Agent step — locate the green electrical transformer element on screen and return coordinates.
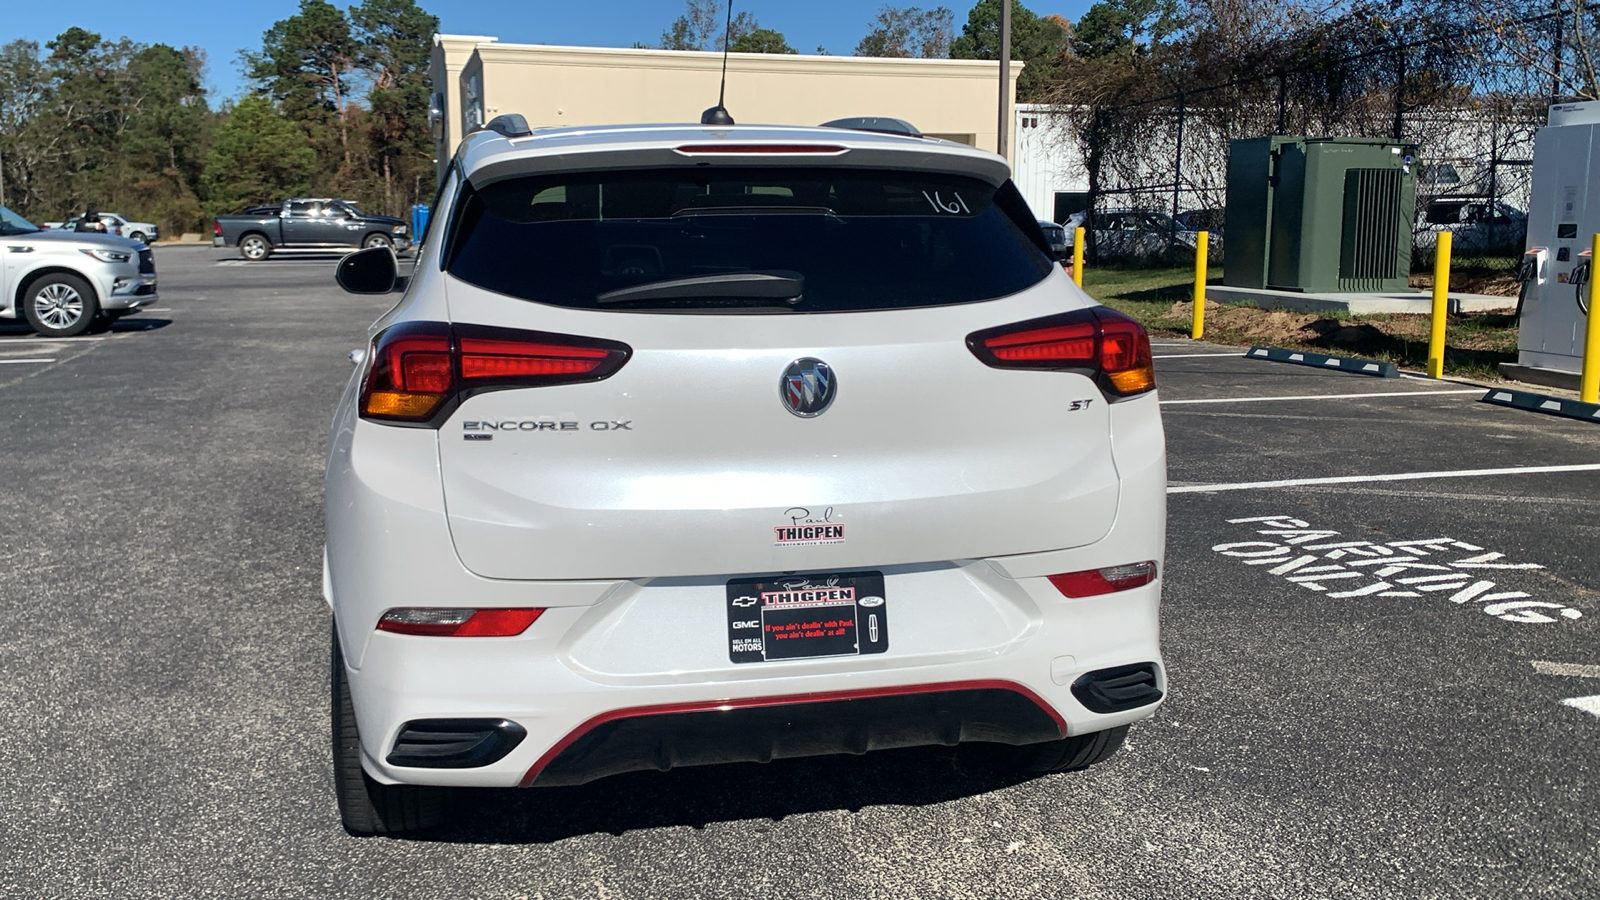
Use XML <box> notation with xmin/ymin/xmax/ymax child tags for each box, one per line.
<box><xmin>1224</xmin><ymin>136</ymin><xmax>1419</xmax><ymax>293</ymax></box>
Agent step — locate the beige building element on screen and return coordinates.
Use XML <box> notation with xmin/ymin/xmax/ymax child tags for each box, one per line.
<box><xmin>429</xmin><ymin>35</ymin><xmax>1021</xmax><ymax>184</ymax></box>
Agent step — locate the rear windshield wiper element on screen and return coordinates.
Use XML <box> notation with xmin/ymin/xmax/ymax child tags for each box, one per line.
<box><xmin>595</xmin><ymin>270</ymin><xmax>805</xmax><ymax>306</ymax></box>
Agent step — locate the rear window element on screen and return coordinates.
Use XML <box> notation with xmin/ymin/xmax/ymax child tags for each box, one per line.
<box><xmin>445</xmin><ymin>167</ymin><xmax>1053</xmax><ymax>312</ymax></box>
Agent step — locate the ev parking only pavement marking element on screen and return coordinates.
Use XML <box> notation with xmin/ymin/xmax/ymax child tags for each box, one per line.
<box><xmin>1211</xmin><ymin>514</ymin><xmax>1583</xmax><ymax>624</ymax></box>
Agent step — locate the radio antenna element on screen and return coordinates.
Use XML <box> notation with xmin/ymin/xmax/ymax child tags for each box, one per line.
<box><xmin>701</xmin><ymin>0</ymin><xmax>736</xmax><ymax>125</ymax></box>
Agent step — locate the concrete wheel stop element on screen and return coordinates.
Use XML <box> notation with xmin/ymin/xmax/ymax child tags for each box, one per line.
<box><xmin>1246</xmin><ymin>346</ymin><xmax>1399</xmax><ymax>378</ymax></box>
<box><xmin>1480</xmin><ymin>388</ymin><xmax>1600</xmax><ymax>423</ymax></box>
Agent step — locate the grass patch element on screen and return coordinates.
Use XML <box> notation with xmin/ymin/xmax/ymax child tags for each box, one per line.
<box><xmin>1079</xmin><ymin>264</ymin><xmax>1516</xmax><ymax>380</ymax></box>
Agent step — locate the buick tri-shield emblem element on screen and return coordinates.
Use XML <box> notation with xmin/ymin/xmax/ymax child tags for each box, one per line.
<box><xmin>781</xmin><ymin>358</ymin><xmax>836</xmax><ymax>418</ymax></box>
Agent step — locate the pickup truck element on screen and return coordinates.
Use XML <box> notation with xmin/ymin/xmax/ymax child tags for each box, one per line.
<box><xmin>212</xmin><ymin>198</ymin><xmax>410</xmax><ymax>261</ymax></box>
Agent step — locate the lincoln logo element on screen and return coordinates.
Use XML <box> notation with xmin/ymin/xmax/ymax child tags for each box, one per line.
<box><xmin>781</xmin><ymin>358</ymin><xmax>836</xmax><ymax>418</ymax></box>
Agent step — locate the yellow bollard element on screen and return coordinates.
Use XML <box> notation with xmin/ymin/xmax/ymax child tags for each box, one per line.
<box><xmin>1191</xmin><ymin>231</ymin><xmax>1209</xmax><ymax>340</ymax></box>
<box><xmin>1426</xmin><ymin>231</ymin><xmax>1452</xmax><ymax>379</ymax></box>
<box><xmin>1072</xmin><ymin>226</ymin><xmax>1085</xmax><ymax>287</ymax></box>
<box><xmin>1582</xmin><ymin>234</ymin><xmax>1600</xmax><ymax>403</ymax></box>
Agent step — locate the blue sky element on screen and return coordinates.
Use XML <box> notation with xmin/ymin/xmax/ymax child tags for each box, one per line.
<box><xmin>2</xmin><ymin>1</ymin><xmax>1091</xmax><ymax>101</ymax></box>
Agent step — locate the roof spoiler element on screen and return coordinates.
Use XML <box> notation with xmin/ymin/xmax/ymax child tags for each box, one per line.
<box><xmin>819</xmin><ymin>117</ymin><xmax>922</xmax><ymax>138</ymax></box>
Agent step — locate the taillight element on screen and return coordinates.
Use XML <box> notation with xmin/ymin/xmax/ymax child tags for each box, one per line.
<box><xmin>377</xmin><ymin>607</ymin><xmax>544</xmax><ymax>636</ymax></box>
<box><xmin>1048</xmin><ymin>562</ymin><xmax>1158</xmax><ymax>597</ymax></box>
<box><xmin>966</xmin><ymin>307</ymin><xmax>1156</xmax><ymax>399</ymax></box>
<box><xmin>359</xmin><ymin>322</ymin><xmax>632</xmax><ymax>426</ymax></box>
<box><xmin>212</xmin><ymin>221</ymin><xmax>221</xmax><ymax>236</ymax></box>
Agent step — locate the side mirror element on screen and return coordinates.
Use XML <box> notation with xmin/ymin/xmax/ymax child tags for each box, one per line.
<box><xmin>336</xmin><ymin>246</ymin><xmax>398</xmax><ymax>294</ymax></box>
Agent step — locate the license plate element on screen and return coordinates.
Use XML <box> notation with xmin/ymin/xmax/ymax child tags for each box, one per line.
<box><xmin>726</xmin><ymin>571</ymin><xmax>888</xmax><ymax>664</ymax></box>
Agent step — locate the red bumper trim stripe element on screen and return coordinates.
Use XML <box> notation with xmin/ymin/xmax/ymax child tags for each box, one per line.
<box><xmin>518</xmin><ymin>679</ymin><xmax>1065</xmax><ymax>787</ymax></box>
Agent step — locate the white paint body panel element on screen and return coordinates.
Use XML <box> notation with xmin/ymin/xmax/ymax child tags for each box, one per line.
<box><xmin>436</xmin><ymin>269</ymin><xmax>1119</xmax><ymax>581</ymax></box>
<box><xmin>324</xmin><ymin>123</ymin><xmax>1168</xmax><ymax>787</ymax></box>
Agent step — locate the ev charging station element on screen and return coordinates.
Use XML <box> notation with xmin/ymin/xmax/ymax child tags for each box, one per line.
<box><xmin>1515</xmin><ymin>101</ymin><xmax>1600</xmax><ymax>379</ymax></box>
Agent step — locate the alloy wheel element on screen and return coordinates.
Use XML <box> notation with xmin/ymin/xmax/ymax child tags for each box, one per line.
<box><xmin>33</xmin><ymin>283</ymin><xmax>84</xmax><ymax>330</ymax></box>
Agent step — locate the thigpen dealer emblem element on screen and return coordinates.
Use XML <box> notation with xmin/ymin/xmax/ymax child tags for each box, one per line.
<box><xmin>462</xmin><ymin>420</ymin><xmax>632</xmax><ymax>441</ymax></box>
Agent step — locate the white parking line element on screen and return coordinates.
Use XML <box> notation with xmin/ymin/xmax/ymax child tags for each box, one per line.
<box><xmin>0</xmin><ymin>336</ymin><xmax>107</xmax><ymax>343</ymax></box>
<box><xmin>1169</xmin><ymin>463</ymin><xmax>1600</xmax><ymax>494</ymax></box>
<box><xmin>1534</xmin><ymin>661</ymin><xmax>1600</xmax><ymax>678</ymax></box>
<box><xmin>1153</xmin><ymin>352</ymin><xmax>1245</xmax><ymax>359</ymax></box>
<box><xmin>0</xmin><ymin>358</ymin><xmax>56</xmax><ymax>365</ymax></box>
<box><xmin>1161</xmin><ymin>388</ymin><xmax>1482</xmax><ymax>405</ymax></box>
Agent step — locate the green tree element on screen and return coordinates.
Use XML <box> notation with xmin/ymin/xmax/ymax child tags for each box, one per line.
<box><xmin>853</xmin><ymin>6</ymin><xmax>954</xmax><ymax>59</ymax></box>
<box><xmin>949</xmin><ymin>0</ymin><xmax>1074</xmax><ymax>100</ymax></box>
<box><xmin>1073</xmin><ymin>0</ymin><xmax>1181</xmax><ymax>61</ymax></box>
<box><xmin>659</xmin><ymin>0</ymin><xmax>758</xmax><ymax>51</ymax></box>
<box><xmin>353</xmin><ymin>0</ymin><xmax>439</xmax><ymax>212</ymax></box>
<box><xmin>247</xmin><ymin>0</ymin><xmax>359</xmax><ymax>174</ymax></box>
<box><xmin>729</xmin><ymin>28</ymin><xmax>798</xmax><ymax>54</ymax></box>
<box><xmin>202</xmin><ymin>94</ymin><xmax>316</xmax><ymax>212</ymax></box>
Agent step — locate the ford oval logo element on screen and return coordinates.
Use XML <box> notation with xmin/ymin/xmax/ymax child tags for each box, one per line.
<box><xmin>781</xmin><ymin>358</ymin><xmax>836</xmax><ymax>418</ymax></box>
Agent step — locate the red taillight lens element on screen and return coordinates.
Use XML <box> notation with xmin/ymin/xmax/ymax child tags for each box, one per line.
<box><xmin>1095</xmin><ymin>311</ymin><xmax>1156</xmax><ymax>395</ymax></box>
<box><xmin>360</xmin><ymin>322</ymin><xmax>453</xmax><ymax>422</ymax></box>
<box><xmin>212</xmin><ymin>221</ymin><xmax>221</xmax><ymax>236</ymax></box>
<box><xmin>1048</xmin><ymin>562</ymin><xmax>1158</xmax><ymax>597</ymax></box>
<box><xmin>457</xmin><ymin>335</ymin><xmax>612</xmax><ymax>381</ymax></box>
<box><xmin>982</xmin><ymin>320</ymin><xmax>1097</xmax><ymax>365</ymax></box>
<box><xmin>377</xmin><ymin>607</ymin><xmax>544</xmax><ymax>636</ymax></box>
<box><xmin>966</xmin><ymin>307</ymin><xmax>1156</xmax><ymax>399</ymax></box>
<box><xmin>359</xmin><ymin>322</ymin><xmax>632</xmax><ymax>425</ymax></box>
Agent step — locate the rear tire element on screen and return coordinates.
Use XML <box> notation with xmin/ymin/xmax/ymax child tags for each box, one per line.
<box><xmin>331</xmin><ymin>624</ymin><xmax>455</xmax><ymax>835</ymax></box>
<box><xmin>239</xmin><ymin>234</ymin><xmax>272</xmax><ymax>261</ymax></box>
<box><xmin>1008</xmin><ymin>725</ymin><xmax>1129</xmax><ymax>774</ymax></box>
<box><xmin>21</xmin><ymin>273</ymin><xmax>99</xmax><ymax>337</ymax></box>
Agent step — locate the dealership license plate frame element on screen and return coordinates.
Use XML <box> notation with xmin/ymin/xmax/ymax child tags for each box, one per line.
<box><xmin>726</xmin><ymin>571</ymin><xmax>889</xmax><ymax>664</ymax></box>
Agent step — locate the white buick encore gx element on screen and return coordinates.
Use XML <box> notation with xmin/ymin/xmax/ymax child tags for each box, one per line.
<box><xmin>324</xmin><ymin>114</ymin><xmax>1167</xmax><ymax>834</ymax></box>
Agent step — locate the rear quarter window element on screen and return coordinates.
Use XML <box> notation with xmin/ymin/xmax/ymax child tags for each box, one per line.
<box><xmin>445</xmin><ymin>167</ymin><xmax>1053</xmax><ymax>312</ymax></box>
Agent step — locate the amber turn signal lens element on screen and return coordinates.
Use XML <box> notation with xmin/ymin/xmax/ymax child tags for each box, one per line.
<box><xmin>1106</xmin><ymin>366</ymin><xmax>1156</xmax><ymax>394</ymax></box>
<box><xmin>364</xmin><ymin>390</ymin><xmax>447</xmax><ymax>419</ymax></box>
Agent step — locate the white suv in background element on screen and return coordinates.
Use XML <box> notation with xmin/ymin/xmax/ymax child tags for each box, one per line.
<box><xmin>0</xmin><ymin>206</ymin><xmax>158</xmax><ymax>336</ymax></box>
<box><xmin>325</xmin><ymin>116</ymin><xmax>1168</xmax><ymax>834</ymax></box>
<box><xmin>43</xmin><ymin>212</ymin><xmax>160</xmax><ymax>244</ymax></box>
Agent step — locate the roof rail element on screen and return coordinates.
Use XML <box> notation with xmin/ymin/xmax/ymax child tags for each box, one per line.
<box><xmin>478</xmin><ymin>114</ymin><xmax>533</xmax><ymax>138</ymax></box>
<box><xmin>819</xmin><ymin>117</ymin><xmax>922</xmax><ymax>138</ymax></box>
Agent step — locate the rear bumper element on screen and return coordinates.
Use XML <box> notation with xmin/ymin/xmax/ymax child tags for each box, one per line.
<box><xmin>328</xmin><ymin>388</ymin><xmax>1168</xmax><ymax>790</ymax></box>
<box><xmin>341</xmin><ymin>568</ymin><xmax>1164</xmax><ymax>788</ymax></box>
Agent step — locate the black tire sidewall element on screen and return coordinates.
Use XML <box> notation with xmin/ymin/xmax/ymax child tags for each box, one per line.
<box><xmin>22</xmin><ymin>273</ymin><xmax>100</xmax><ymax>337</ymax></box>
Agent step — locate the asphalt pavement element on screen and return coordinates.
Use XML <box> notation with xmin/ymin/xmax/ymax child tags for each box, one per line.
<box><xmin>0</xmin><ymin>247</ymin><xmax>1594</xmax><ymax>898</ymax></box>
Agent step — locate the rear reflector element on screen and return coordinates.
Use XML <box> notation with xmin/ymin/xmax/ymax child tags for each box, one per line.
<box><xmin>966</xmin><ymin>307</ymin><xmax>1156</xmax><ymax>399</ymax></box>
<box><xmin>377</xmin><ymin>607</ymin><xmax>544</xmax><ymax>637</ymax></box>
<box><xmin>359</xmin><ymin>322</ymin><xmax>631</xmax><ymax>426</ymax></box>
<box><xmin>1048</xmin><ymin>562</ymin><xmax>1158</xmax><ymax>597</ymax></box>
<box><xmin>675</xmin><ymin>144</ymin><xmax>847</xmax><ymax>155</ymax></box>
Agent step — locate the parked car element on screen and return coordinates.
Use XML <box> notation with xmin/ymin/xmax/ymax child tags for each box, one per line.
<box><xmin>323</xmin><ymin>115</ymin><xmax>1167</xmax><ymax>834</ymax></box>
<box><xmin>213</xmin><ymin>198</ymin><xmax>411</xmax><ymax>260</ymax></box>
<box><xmin>1175</xmin><ymin>208</ymin><xmax>1224</xmax><ymax>236</ymax></box>
<box><xmin>1037</xmin><ymin>219</ymin><xmax>1069</xmax><ymax>260</ymax></box>
<box><xmin>0</xmin><ymin>205</ymin><xmax>158</xmax><ymax>336</ymax></box>
<box><xmin>1414</xmin><ymin>198</ymin><xmax>1526</xmax><ymax>254</ymax></box>
<box><xmin>1088</xmin><ymin>209</ymin><xmax>1196</xmax><ymax>261</ymax></box>
<box><xmin>42</xmin><ymin>212</ymin><xmax>160</xmax><ymax>244</ymax></box>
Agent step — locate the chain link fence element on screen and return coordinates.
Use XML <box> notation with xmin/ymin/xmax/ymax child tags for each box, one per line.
<box><xmin>1054</xmin><ymin>6</ymin><xmax>1590</xmax><ymax>270</ymax></box>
